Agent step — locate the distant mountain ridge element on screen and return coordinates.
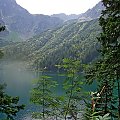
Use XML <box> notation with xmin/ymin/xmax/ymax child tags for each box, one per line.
<box><xmin>0</xmin><ymin>0</ymin><xmax>104</xmax><ymax>42</ymax></box>
<box><xmin>0</xmin><ymin>0</ymin><xmax>63</xmax><ymax>40</ymax></box>
<box><xmin>0</xmin><ymin>0</ymin><xmax>104</xmax><ymax>41</ymax></box>
<box><xmin>78</xmin><ymin>1</ymin><xmax>104</xmax><ymax>21</ymax></box>
<box><xmin>1</xmin><ymin>0</ymin><xmax>104</xmax><ymax>70</ymax></box>
<box><xmin>51</xmin><ymin>2</ymin><xmax>104</xmax><ymax>21</ymax></box>
<box><xmin>51</xmin><ymin>13</ymin><xmax>80</xmax><ymax>21</ymax></box>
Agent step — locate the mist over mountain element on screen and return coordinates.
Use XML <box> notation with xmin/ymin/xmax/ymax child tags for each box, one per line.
<box><xmin>0</xmin><ymin>0</ymin><xmax>63</xmax><ymax>40</ymax></box>
<box><xmin>51</xmin><ymin>2</ymin><xmax>104</xmax><ymax>21</ymax></box>
<box><xmin>51</xmin><ymin>13</ymin><xmax>80</xmax><ymax>21</ymax></box>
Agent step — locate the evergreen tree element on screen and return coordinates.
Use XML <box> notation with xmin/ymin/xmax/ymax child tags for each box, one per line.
<box><xmin>0</xmin><ymin>84</ymin><xmax>25</xmax><ymax>120</ymax></box>
<box><xmin>58</xmin><ymin>58</ymin><xmax>86</xmax><ymax>120</ymax></box>
<box><xmin>85</xmin><ymin>0</ymin><xmax>120</xmax><ymax>119</ymax></box>
<box><xmin>30</xmin><ymin>72</ymin><xmax>58</xmax><ymax>120</ymax></box>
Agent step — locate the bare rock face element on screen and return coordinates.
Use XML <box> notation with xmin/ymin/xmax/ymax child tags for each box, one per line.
<box><xmin>0</xmin><ymin>0</ymin><xmax>63</xmax><ymax>40</ymax></box>
<box><xmin>78</xmin><ymin>2</ymin><xmax>105</xmax><ymax>21</ymax></box>
<box><xmin>51</xmin><ymin>2</ymin><xmax>104</xmax><ymax>21</ymax></box>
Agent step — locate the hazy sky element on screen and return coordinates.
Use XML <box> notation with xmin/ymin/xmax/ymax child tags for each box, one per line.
<box><xmin>16</xmin><ymin>0</ymin><xmax>101</xmax><ymax>15</ymax></box>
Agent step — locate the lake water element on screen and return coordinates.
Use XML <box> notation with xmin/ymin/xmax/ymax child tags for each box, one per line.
<box><xmin>0</xmin><ymin>60</ymin><xmax>97</xmax><ymax>120</ymax></box>
<box><xmin>0</xmin><ymin>60</ymin><xmax>64</xmax><ymax>120</ymax></box>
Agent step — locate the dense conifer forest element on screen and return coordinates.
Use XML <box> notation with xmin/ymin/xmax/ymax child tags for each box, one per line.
<box><xmin>0</xmin><ymin>0</ymin><xmax>120</xmax><ymax>119</ymax></box>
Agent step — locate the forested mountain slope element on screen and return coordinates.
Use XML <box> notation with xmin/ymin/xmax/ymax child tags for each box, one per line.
<box><xmin>4</xmin><ymin>19</ymin><xmax>101</xmax><ymax>70</ymax></box>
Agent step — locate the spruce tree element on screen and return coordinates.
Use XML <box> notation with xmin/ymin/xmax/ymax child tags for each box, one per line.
<box><xmin>85</xmin><ymin>0</ymin><xmax>120</xmax><ymax>119</ymax></box>
<box><xmin>30</xmin><ymin>72</ymin><xmax>58</xmax><ymax>120</ymax></box>
<box><xmin>98</xmin><ymin>0</ymin><xmax>120</xmax><ymax>118</ymax></box>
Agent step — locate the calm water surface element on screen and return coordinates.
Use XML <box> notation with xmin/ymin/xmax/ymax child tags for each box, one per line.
<box><xmin>0</xmin><ymin>60</ymin><xmax>96</xmax><ymax>120</ymax></box>
<box><xmin>0</xmin><ymin>60</ymin><xmax>63</xmax><ymax>120</ymax></box>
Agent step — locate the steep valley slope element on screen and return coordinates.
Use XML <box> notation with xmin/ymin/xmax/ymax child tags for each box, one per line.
<box><xmin>4</xmin><ymin>19</ymin><xmax>101</xmax><ymax>70</ymax></box>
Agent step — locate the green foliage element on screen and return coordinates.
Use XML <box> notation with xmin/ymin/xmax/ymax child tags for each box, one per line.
<box><xmin>83</xmin><ymin>100</ymin><xmax>111</xmax><ymax>120</ymax></box>
<box><xmin>85</xmin><ymin>0</ymin><xmax>120</xmax><ymax>119</ymax></box>
<box><xmin>96</xmin><ymin>113</ymin><xmax>111</xmax><ymax>120</ymax></box>
<box><xmin>0</xmin><ymin>84</ymin><xmax>25</xmax><ymax>120</ymax></box>
<box><xmin>30</xmin><ymin>58</ymin><xmax>89</xmax><ymax>119</ymax></box>
<box><xmin>4</xmin><ymin>19</ymin><xmax>101</xmax><ymax>70</ymax></box>
<box><xmin>84</xmin><ymin>110</ymin><xmax>111</xmax><ymax>120</ymax></box>
<box><xmin>30</xmin><ymin>73</ymin><xmax>59</xmax><ymax>119</ymax></box>
<box><xmin>57</xmin><ymin>58</ymin><xmax>87</xmax><ymax>119</ymax></box>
